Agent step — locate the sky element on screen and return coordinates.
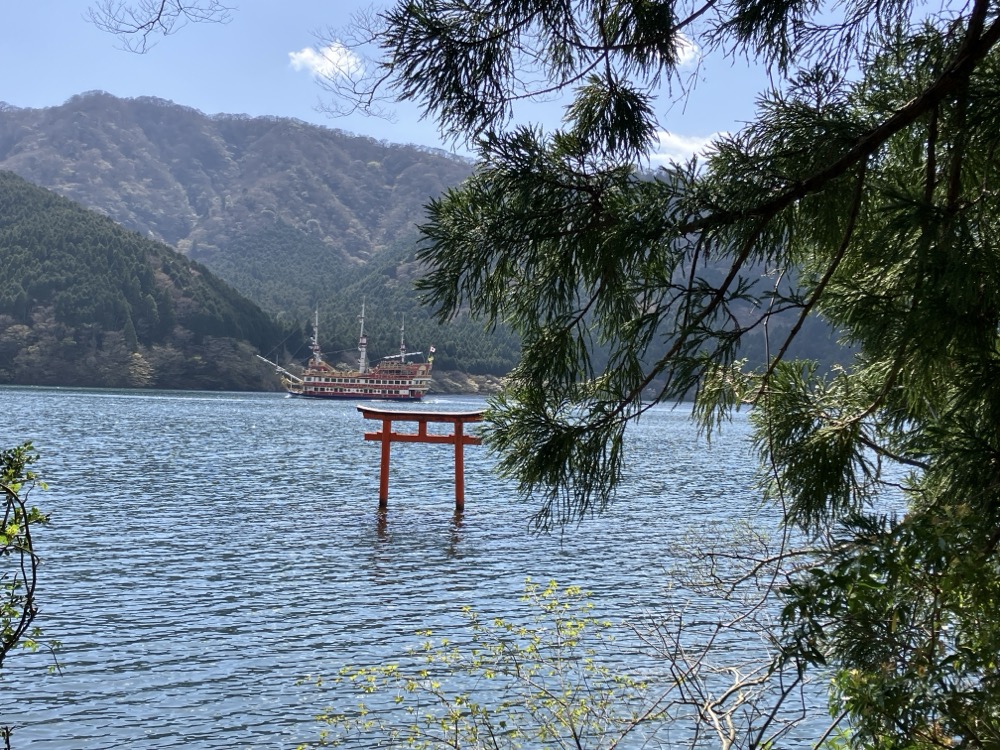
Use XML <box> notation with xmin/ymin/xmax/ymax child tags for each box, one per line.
<box><xmin>1</xmin><ymin>1</ymin><xmax>770</xmax><ymax>164</ymax></box>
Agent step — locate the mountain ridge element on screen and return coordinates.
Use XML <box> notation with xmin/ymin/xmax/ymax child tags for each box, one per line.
<box><xmin>0</xmin><ymin>92</ymin><xmax>523</xmax><ymax>379</ymax></box>
<box><xmin>0</xmin><ymin>170</ymin><xmax>298</xmax><ymax>390</ymax></box>
<box><xmin>0</xmin><ymin>91</ymin><xmax>474</xmax><ymax>313</ymax></box>
<box><xmin>0</xmin><ymin>91</ymin><xmax>844</xmax><ymax>381</ymax></box>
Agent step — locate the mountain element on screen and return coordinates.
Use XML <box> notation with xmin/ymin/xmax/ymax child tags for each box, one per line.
<box><xmin>0</xmin><ymin>170</ymin><xmax>298</xmax><ymax>390</ymax></box>
<box><xmin>0</xmin><ymin>92</ymin><xmax>471</xmax><ymax>263</ymax></box>
<box><xmin>0</xmin><ymin>92</ymin><xmax>846</xmax><ymax>382</ymax></box>
<box><xmin>0</xmin><ymin>92</ymin><xmax>522</xmax><ymax>377</ymax></box>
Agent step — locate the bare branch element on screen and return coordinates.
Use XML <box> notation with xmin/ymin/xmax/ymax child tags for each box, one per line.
<box><xmin>88</xmin><ymin>1</ymin><xmax>234</xmax><ymax>53</ymax></box>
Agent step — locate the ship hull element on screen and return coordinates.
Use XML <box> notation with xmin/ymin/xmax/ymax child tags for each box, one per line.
<box><xmin>290</xmin><ymin>391</ymin><xmax>425</xmax><ymax>401</ymax></box>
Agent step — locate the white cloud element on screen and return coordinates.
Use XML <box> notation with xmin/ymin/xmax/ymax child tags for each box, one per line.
<box><xmin>288</xmin><ymin>43</ymin><xmax>363</xmax><ymax>80</ymax></box>
<box><xmin>674</xmin><ymin>34</ymin><xmax>701</xmax><ymax>67</ymax></box>
<box><xmin>649</xmin><ymin>130</ymin><xmax>726</xmax><ymax>166</ymax></box>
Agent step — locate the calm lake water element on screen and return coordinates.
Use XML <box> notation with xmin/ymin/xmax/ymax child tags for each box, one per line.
<box><xmin>1</xmin><ymin>386</ymin><xmax>773</xmax><ymax>748</ymax></box>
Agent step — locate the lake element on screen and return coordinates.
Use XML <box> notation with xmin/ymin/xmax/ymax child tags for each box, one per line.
<box><xmin>1</xmin><ymin>386</ymin><xmax>776</xmax><ymax>748</ymax></box>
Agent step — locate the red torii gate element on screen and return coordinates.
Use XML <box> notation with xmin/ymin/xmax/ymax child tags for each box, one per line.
<box><xmin>357</xmin><ymin>406</ymin><xmax>484</xmax><ymax>511</ymax></box>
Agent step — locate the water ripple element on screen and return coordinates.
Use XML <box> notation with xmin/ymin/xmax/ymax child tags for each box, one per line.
<box><xmin>2</xmin><ymin>387</ymin><xmax>768</xmax><ymax>748</ymax></box>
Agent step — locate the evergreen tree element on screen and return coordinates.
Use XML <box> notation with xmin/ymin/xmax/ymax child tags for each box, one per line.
<box><xmin>329</xmin><ymin>1</ymin><xmax>999</xmax><ymax>747</ymax></box>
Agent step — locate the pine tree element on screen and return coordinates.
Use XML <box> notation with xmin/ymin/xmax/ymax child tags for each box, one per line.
<box><xmin>335</xmin><ymin>1</ymin><xmax>1000</xmax><ymax>746</ymax></box>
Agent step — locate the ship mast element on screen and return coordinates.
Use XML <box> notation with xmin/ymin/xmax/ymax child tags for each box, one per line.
<box><xmin>357</xmin><ymin>299</ymin><xmax>369</xmax><ymax>374</ymax></box>
<box><xmin>309</xmin><ymin>308</ymin><xmax>322</xmax><ymax>366</ymax></box>
<box><xmin>399</xmin><ymin>315</ymin><xmax>407</xmax><ymax>364</ymax></box>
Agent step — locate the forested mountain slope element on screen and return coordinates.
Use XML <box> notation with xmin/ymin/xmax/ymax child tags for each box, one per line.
<box><xmin>0</xmin><ymin>171</ymin><xmax>296</xmax><ymax>390</ymax></box>
<box><xmin>0</xmin><ymin>92</ymin><xmax>842</xmax><ymax>378</ymax></box>
<box><xmin>0</xmin><ymin>91</ymin><xmax>473</xmax><ymax>316</ymax></box>
<box><xmin>0</xmin><ymin>92</ymin><xmax>526</xmax><ymax>376</ymax></box>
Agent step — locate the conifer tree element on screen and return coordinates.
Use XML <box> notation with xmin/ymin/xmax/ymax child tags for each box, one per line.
<box><xmin>329</xmin><ymin>1</ymin><xmax>1000</xmax><ymax>746</ymax></box>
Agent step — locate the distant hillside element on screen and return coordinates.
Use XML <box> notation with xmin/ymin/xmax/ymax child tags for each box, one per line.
<box><xmin>0</xmin><ymin>92</ymin><xmax>525</xmax><ymax>376</ymax></box>
<box><xmin>0</xmin><ymin>92</ymin><xmax>848</xmax><ymax>379</ymax></box>
<box><xmin>0</xmin><ymin>92</ymin><xmax>474</xmax><ymax>322</ymax></box>
<box><xmin>0</xmin><ymin>170</ymin><xmax>298</xmax><ymax>390</ymax></box>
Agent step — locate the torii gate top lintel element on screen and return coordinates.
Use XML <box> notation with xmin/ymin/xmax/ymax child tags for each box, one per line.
<box><xmin>356</xmin><ymin>405</ymin><xmax>485</xmax><ymax>424</ymax></box>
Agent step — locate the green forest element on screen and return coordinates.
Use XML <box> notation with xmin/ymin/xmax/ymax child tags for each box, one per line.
<box><xmin>0</xmin><ymin>95</ymin><xmax>849</xmax><ymax>389</ymax></box>
<box><xmin>211</xmin><ymin>218</ymin><xmax>522</xmax><ymax>376</ymax></box>
<box><xmin>0</xmin><ymin>166</ymin><xmax>841</xmax><ymax>391</ymax></box>
<box><xmin>0</xmin><ymin>169</ymin><xmax>522</xmax><ymax>389</ymax></box>
<box><xmin>0</xmin><ymin>171</ymin><xmax>298</xmax><ymax>390</ymax></box>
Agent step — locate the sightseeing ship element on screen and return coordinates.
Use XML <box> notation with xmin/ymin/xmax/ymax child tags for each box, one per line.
<box><xmin>258</xmin><ymin>304</ymin><xmax>434</xmax><ymax>401</ymax></box>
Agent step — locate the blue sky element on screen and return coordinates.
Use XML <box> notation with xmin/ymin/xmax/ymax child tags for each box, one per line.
<box><xmin>1</xmin><ymin>1</ymin><xmax>768</xmax><ymax>163</ymax></box>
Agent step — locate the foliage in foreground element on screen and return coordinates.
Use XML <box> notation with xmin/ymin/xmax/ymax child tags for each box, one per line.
<box><xmin>0</xmin><ymin>443</ymin><xmax>49</xmax><ymax>748</ymax></box>
<box><xmin>298</xmin><ymin>577</ymin><xmax>812</xmax><ymax>749</ymax></box>
<box><xmin>338</xmin><ymin>1</ymin><xmax>1000</xmax><ymax>746</ymax></box>
<box><xmin>0</xmin><ymin>443</ymin><xmax>46</xmax><ymax>666</ymax></box>
<box><xmin>299</xmin><ymin>581</ymin><xmax>652</xmax><ymax>748</ymax></box>
<box><xmin>350</xmin><ymin>0</ymin><xmax>1000</xmax><ymax>747</ymax></box>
